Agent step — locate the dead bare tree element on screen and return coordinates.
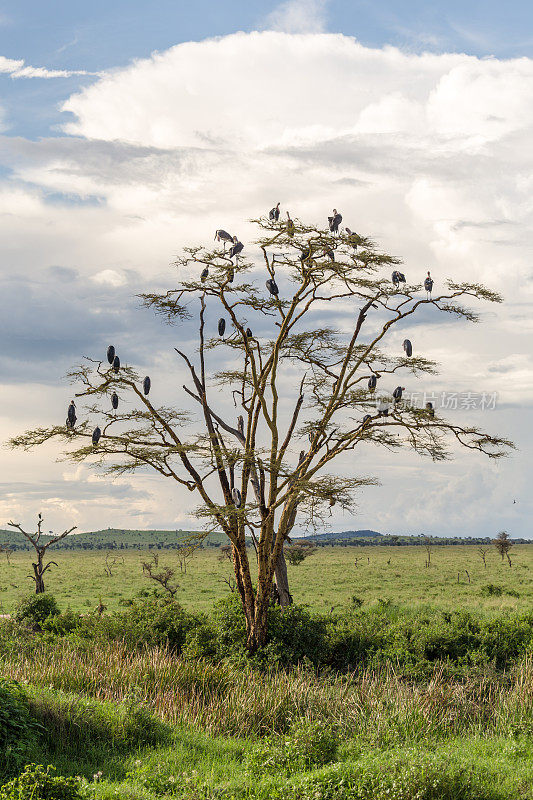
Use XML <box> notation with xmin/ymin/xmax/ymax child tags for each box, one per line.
<box><xmin>493</xmin><ymin>530</ymin><xmax>513</xmax><ymax>567</ymax></box>
<box><xmin>7</xmin><ymin>515</ymin><xmax>76</xmax><ymax>594</ymax></box>
<box><xmin>477</xmin><ymin>546</ymin><xmax>490</xmax><ymax>569</ymax></box>
<box><xmin>104</xmin><ymin>551</ymin><xmax>124</xmax><ymax>577</ymax></box>
<box><xmin>8</xmin><ymin>215</ymin><xmax>513</xmax><ymax>651</ymax></box>
<box><xmin>141</xmin><ymin>553</ymin><xmax>179</xmax><ymax>597</ymax></box>
<box><xmin>423</xmin><ymin>536</ymin><xmax>433</xmax><ymax>567</ymax></box>
<box><xmin>0</xmin><ymin>544</ymin><xmax>13</xmax><ymax>565</ymax></box>
<box><xmin>175</xmin><ymin>537</ymin><xmax>202</xmax><ymax>574</ymax></box>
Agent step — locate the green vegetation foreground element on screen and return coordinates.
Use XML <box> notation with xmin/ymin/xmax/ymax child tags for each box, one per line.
<box><xmin>2</xmin><ymin>577</ymin><xmax>533</xmax><ymax>799</ymax></box>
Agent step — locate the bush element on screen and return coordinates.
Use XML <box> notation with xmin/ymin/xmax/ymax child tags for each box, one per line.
<box><xmin>212</xmin><ymin>595</ymin><xmax>327</xmax><ymax>668</ymax></box>
<box><xmin>480</xmin><ymin>584</ymin><xmax>503</xmax><ymax>597</ymax></box>
<box><xmin>14</xmin><ymin>595</ymin><xmax>60</xmax><ymax>628</ymax></box>
<box><xmin>0</xmin><ymin>681</ymin><xmax>40</xmax><ymax>780</ymax></box>
<box><xmin>246</xmin><ymin>720</ymin><xmax>339</xmax><ymax>776</ymax></box>
<box><xmin>0</xmin><ymin>764</ymin><xmax>85</xmax><ymax>800</ymax></box>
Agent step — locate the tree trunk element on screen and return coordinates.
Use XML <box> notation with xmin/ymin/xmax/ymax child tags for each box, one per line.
<box><xmin>274</xmin><ymin>549</ymin><xmax>292</xmax><ymax>607</ymax></box>
<box><xmin>33</xmin><ymin>557</ymin><xmax>45</xmax><ymax>594</ymax></box>
<box><xmin>246</xmin><ymin>604</ymin><xmax>269</xmax><ymax>652</ymax></box>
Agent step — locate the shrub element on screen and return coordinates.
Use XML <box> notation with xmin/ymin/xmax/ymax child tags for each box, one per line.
<box><xmin>0</xmin><ymin>680</ymin><xmax>40</xmax><ymax>780</ymax></box>
<box><xmin>14</xmin><ymin>595</ymin><xmax>60</xmax><ymax>628</ymax></box>
<box><xmin>212</xmin><ymin>595</ymin><xmax>328</xmax><ymax>667</ymax></box>
<box><xmin>245</xmin><ymin>720</ymin><xmax>339</xmax><ymax>776</ymax></box>
<box><xmin>480</xmin><ymin>584</ymin><xmax>503</xmax><ymax>597</ymax></box>
<box><xmin>0</xmin><ymin>764</ymin><xmax>85</xmax><ymax>800</ymax></box>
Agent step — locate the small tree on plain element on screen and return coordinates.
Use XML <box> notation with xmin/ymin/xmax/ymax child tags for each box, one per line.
<box><xmin>423</xmin><ymin>536</ymin><xmax>433</xmax><ymax>567</ymax></box>
<box><xmin>285</xmin><ymin>541</ymin><xmax>317</xmax><ymax>566</ymax></box>
<box><xmin>7</xmin><ymin>515</ymin><xmax>76</xmax><ymax>593</ymax></box>
<box><xmin>477</xmin><ymin>546</ymin><xmax>490</xmax><ymax>568</ymax></box>
<box><xmin>493</xmin><ymin>530</ymin><xmax>513</xmax><ymax>567</ymax></box>
<box><xmin>8</xmin><ymin>215</ymin><xmax>514</xmax><ymax>651</ymax></box>
<box><xmin>141</xmin><ymin>553</ymin><xmax>179</xmax><ymax>597</ymax></box>
<box><xmin>0</xmin><ymin>544</ymin><xmax>13</xmax><ymax>565</ymax></box>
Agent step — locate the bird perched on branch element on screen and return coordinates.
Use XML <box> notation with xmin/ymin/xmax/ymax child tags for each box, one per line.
<box><xmin>106</xmin><ymin>345</ymin><xmax>115</xmax><ymax>365</ymax></box>
<box><xmin>286</xmin><ymin>212</ymin><xmax>295</xmax><ymax>237</ymax></box>
<box><xmin>328</xmin><ymin>209</ymin><xmax>342</xmax><ymax>234</ymax></box>
<box><xmin>266</xmin><ymin>278</ymin><xmax>279</xmax><ymax>296</ymax></box>
<box><xmin>392</xmin><ymin>270</ymin><xmax>406</xmax><ymax>287</ymax></box>
<box><xmin>424</xmin><ymin>271</ymin><xmax>434</xmax><ymax>297</ymax></box>
<box><xmin>229</xmin><ymin>236</ymin><xmax>244</xmax><ymax>263</ymax></box>
<box><xmin>214</xmin><ymin>229</ymin><xmax>233</xmax><ymax>250</ymax></box>
<box><xmin>393</xmin><ymin>386</ymin><xmax>405</xmax><ymax>403</ymax></box>
<box><xmin>269</xmin><ymin>202</ymin><xmax>280</xmax><ymax>222</ymax></box>
<box><xmin>66</xmin><ymin>401</ymin><xmax>76</xmax><ymax>429</ymax></box>
<box><xmin>403</xmin><ymin>339</ymin><xmax>413</xmax><ymax>357</ymax></box>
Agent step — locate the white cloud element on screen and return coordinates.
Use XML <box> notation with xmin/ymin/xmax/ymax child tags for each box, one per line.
<box><xmin>0</xmin><ymin>54</ymin><xmax>96</xmax><ymax>79</ymax></box>
<box><xmin>263</xmin><ymin>0</ymin><xmax>330</xmax><ymax>34</ymax></box>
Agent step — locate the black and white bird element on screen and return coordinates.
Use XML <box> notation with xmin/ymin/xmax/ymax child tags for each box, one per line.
<box><xmin>106</xmin><ymin>345</ymin><xmax>115</xmax><ymax>365</ymax></box>
<box><xmin>66</xmin><ymin>401</ymin><xmax>76</xmax><ymax>429</ymax></box>
<box><xmin>368</xmin><ymin>375</ymin><xmax>378</xmax><ymax>390</ymax></box>
<box><xmin>92</xmin><ymin>426</ymin><xmax>101</xmax><ymax>446</ymax></box>
<box><xmin>377</xmin><ymin>397</ymin><xmax>390</xmax><ymax>416</ymax></box>
<box><xmin>245</xmin><ymin>327</ymin><xmax>253</xmax><ymax>339</ymax></box>
<box><xmin>229</xmin><ymin>236</ymin><xmax>244</xmax><ymax>263</ymax></box>
<box><xmin>112</xmin><ymin>355</ymin><xmax>120</xmax><ymax>373</ymax></box>
<box><xmin>328</xmin><ymin>209</ymin><xmax>342</xmax><ymax>234</ymax></box>
<box><xmin>143</xmin><ymin>376</ymin><xmax>151</xmax><ymax>395</ymax></box>
<box><xmin>392</xmin><ymin>270</ymin><xmax>406</xmax><ymax>287</ymax></box>
<box><xmin>286</xmin><ymin>212</ymin><xmax>295</xmax><ymax>237</ymax></box>
<box><xmin>218</xmin><ymin>318</ymin><xmax>226</xmax><ymax>337</ymax></box>
<box><xmin>426</xmin><ymin>401</ymin><xmax>435</xmax><ymax>417</ymax></box>
<box><xmin>111</xmin><ymin>392</ymin><xmax>119</xmax><ymax>410</ymax></box>
<box><xmin>269</xmin><ymin>202</ymin><xmax>280</xmax><ymax>222</ymax></box>
<box><xmin>424</xmin><ymin>271</ymin><xmax>434</xmax><ymax>298</ymax></box>
<box><xmin>214</xmin><ymin>229</ymin><xmax>233</xmax><ymax>250</ymax></box>
<box><xmin>361</xmin><ymin>414</ymin><xmax>372</xmax><ymax>427</ymax></box>
<box><xmin>345</xmin><ymin>227</ymin><xmax>359</xmax><ymax>250</ymax></box>
<box><xmin>392</xmin><ymin>386</ymin><xmax>405</xmax><ymax>403</ymax></box>
<box><xmin>200</xmin><ymin>267</ymin><xmax>209</xmax><ymax>282</ymax></box>
<box><xmin>403</xmin><ymin>339</ymin><xmax>413</xmax><ymax>357</ymax></box>
<box><xmin>232</xmin><ymin>488</ymin><xmax>242</xmax><ymax>508</ymax></box>
<box><xmin>266</xmin><ymin>278</ymin><xmax>279</xmax><ymax>296</ymax></box>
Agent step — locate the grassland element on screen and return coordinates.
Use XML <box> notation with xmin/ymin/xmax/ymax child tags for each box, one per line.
<box><xmin>2</xmin><ymin>541</ymin><xmax>533</xmax><ymax>799</ymax></box>
<box><xmin>0</xmin><ymin>543</ymin><xmax>531</xmax><ymax>616</ymax></box>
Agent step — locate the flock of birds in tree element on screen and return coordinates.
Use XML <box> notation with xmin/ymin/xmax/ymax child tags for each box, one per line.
<box><xmin>64</xmin><ymin>204</ymin><xmax>437</xmax><ymax>453</ymax></box>
<box><xmin>65</xmin><ymin>344</ymin><xmax>152</xmax><ymax>447</ymax></box>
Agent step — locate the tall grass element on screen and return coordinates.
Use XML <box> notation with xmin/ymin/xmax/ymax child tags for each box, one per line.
<box><xmin>3</xmin><ymin>638</ymin><xmax>533</xmax><ymax>740</ymax></box>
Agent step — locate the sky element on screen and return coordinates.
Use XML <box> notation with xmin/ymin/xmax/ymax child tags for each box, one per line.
<box><xmin>0</xmin><ymin>0</ymin><xmax>532</xmax><ymax>538</ymax></box>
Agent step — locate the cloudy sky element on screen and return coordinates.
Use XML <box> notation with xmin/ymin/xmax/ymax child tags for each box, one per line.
<box><xmin>0</xmin><ymin>0</ymin><xmax>531</xmax><ymax>538</ymax></box>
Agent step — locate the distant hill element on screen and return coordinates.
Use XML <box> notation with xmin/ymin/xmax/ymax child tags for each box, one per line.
<box><xmin>0</xmin><ymin>527</ymin><xmax>529</xmax><ymax>551</ymax></box>
<box><xmin>0</xmin><ymin>528</ymin><xmax>228</xmax><ymax>551</ymax></box>
<box><xmin>303</xmin><ymin>529</ymin><xmax>383</xmax><ymax>543</ymax></box>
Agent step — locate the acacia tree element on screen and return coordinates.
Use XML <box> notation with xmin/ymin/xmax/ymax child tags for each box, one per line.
<box><xmin>8</xmin><ymin>216</ymin><xmax>513</xmax><ymax>650</ymax></box>
<box><xmin>7</xmin><ymin>515</ymin><xmax>76</xmax><ymax>593</ymax></box>
<box><xmin>493</xmin><ymin>530</ymin><xmax>513</xmax><ymax>566</ymax></box>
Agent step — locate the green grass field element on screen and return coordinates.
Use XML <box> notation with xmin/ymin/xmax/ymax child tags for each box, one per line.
<box><xmin>1</xmin><ymin>543</ymin><xmax>531</xmax><ymax>616</ymax></box>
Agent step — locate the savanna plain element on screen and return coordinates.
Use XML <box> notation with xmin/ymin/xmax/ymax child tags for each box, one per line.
<box><xmin>2</xmin><ymin>541</ymin><xmax>533</xmax><ymax>800</ymax></box>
